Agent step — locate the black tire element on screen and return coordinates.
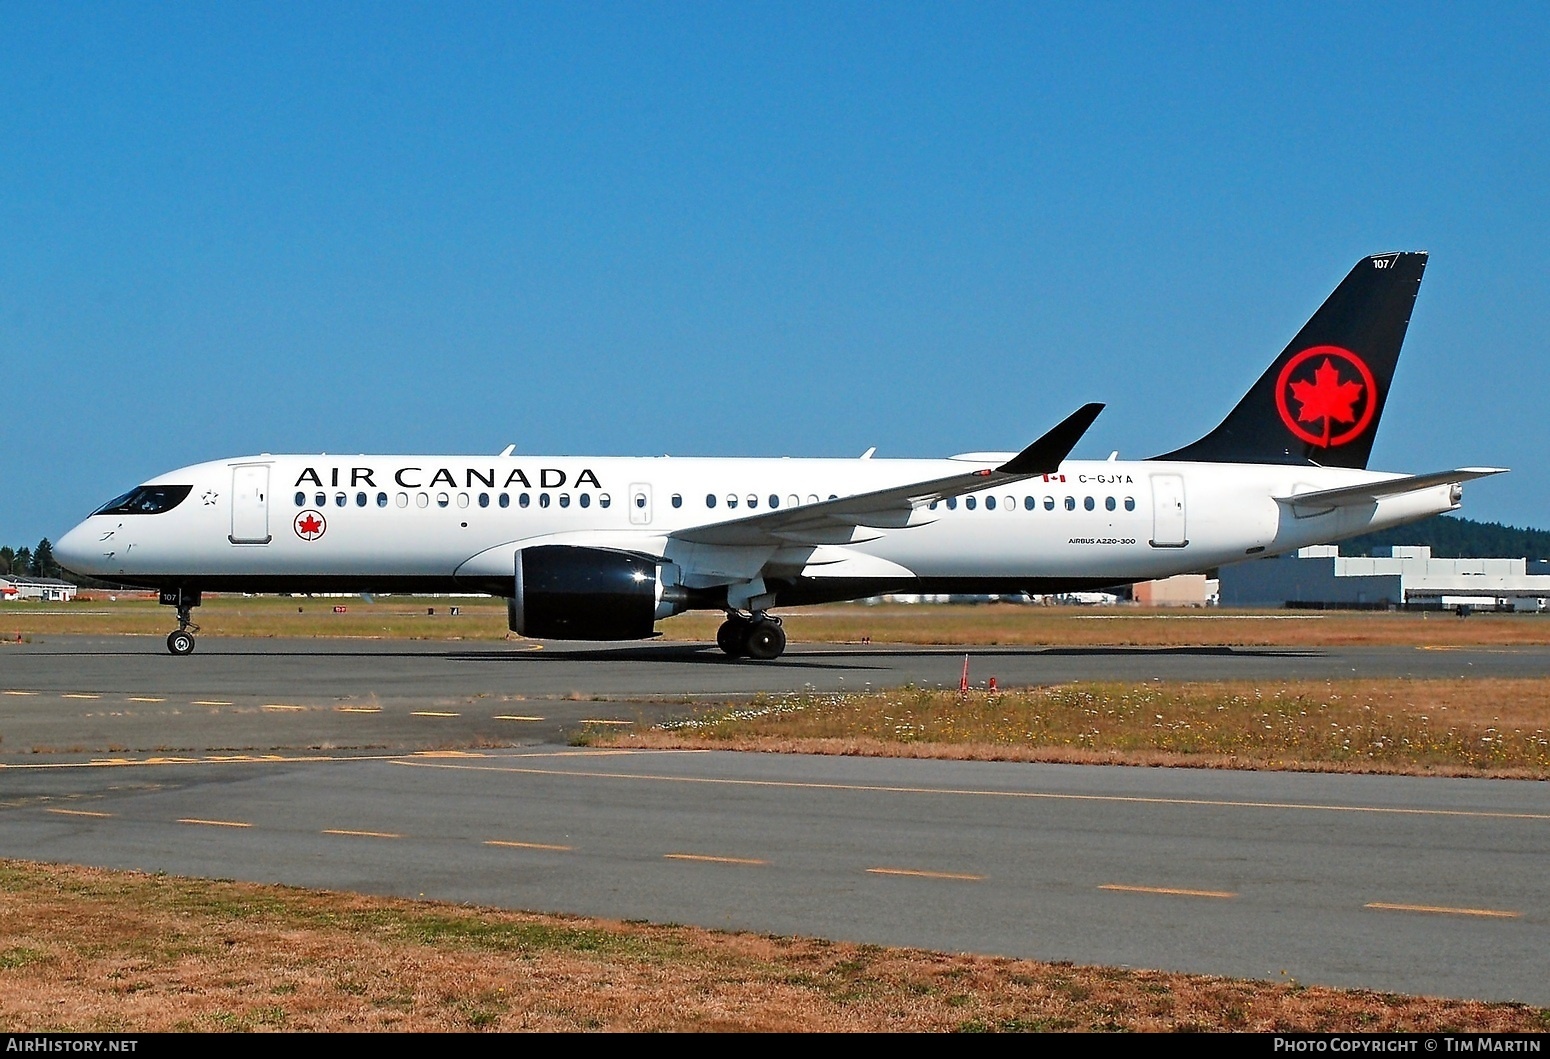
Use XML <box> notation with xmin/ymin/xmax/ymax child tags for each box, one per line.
<box><xmin>744</xmin><ymin>620</ymin><xmax>787</xmax><ymax>661</ymax></box>
<box><xmin>167</xmin><ymin>630</ymin><xmax>195</xmax><ymax>656</ymax></box>
<box><xmin>716</xmin><ymin>619</ymin><xmax>749</xmax><ymax>657</ymax></box>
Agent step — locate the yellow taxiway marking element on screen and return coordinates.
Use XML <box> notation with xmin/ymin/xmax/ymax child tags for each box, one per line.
<box><xmin>413</xmin><ymin>750</ymin><xmax>482</xmax><ymax>758</ymax></box>
<box><xmin>45</xmin><ymin>808</ymin><xmax>113</xmax><ymax>818</ymax></box>
<box><xmin>410</xmin><ymin>710</ymin><xmax>460</xmax><ymax>718</ymax></box>
<box><xmin>192</xmin><ymin>700</ymin><xmax>233</xmax><ymax>706</ymax></box>
<box><xmin>322</xmin><ymin>828</ymin><xmax>402</xmax><ymax>839</ymax></box>
<box><xmin>665</xmin><ymin>853</ymin><xmax>767</xmax><ymax>866</ymax></box>
<box><xmin>1366</xmin><ymin>901</ymin><xmax>1519</xmax><ymax>919</ymax></box>
<box><xmin>127</xmin><ymin>697</ymin><xmax>165</xmax><ymax>703</ymax></box>
<box><xmin>61</xmin><ymin>693</ymin><xmax>101</xmax><ymax>700</ymax></box>
<box><xmin>2</xmin><ymin>691</ymin><xmax>38</xmax><ymax>696</ymax></box>
<box><xmin>867</xmin><ymin>867</ymin><xmax>983</xmax><ymax>881</ymax></box>
<box><xmin>486</xmin><ymin>839</ymin><xmax>573</xmax><ymax>852</ymax></box>
<box><xmin>396</xmin><ymin>759</ymin><xmax>1550</xmax><ymax>822</ymax></box>
<box><xmin>336</xmin><ymin>706</ymin><xmax>381</xmax><ymax>713</ymax></box>
<box><xmin>580</xmin><ymin>719</ymin><xmax>632</xmax><ymax>726</ymax></box>
<box><xmin>0</xmin><ymin>751</ymin><xmax>407</xmax><ymax>771</ymax></box>
<box><xmin>494</xmin><ymin>715</ymin><xmax>546</xmax><ymax>721</ymax></box>
<box><xmin>178</xmin><ymin>818</ymin><xmax>252</xmax><ymax>829</ymax></box>
<box><xmin>1101</xmin><ymin>884</ymin><xmax>1238</xmax><ymax>899</ymax></box>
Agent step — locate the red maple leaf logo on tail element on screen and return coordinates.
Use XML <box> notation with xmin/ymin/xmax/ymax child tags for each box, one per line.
<box><xmin>1289</xmin><ymin>358</ymin><xmax>1364</xmax><ymax>446</ymax></box>
<box><xmin>1274</xmin><ymin>345</ymin><xmax>1378</xmax><ymax>449</ymax></box>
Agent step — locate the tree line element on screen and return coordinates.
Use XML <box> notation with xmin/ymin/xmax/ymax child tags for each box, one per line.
<box><xmin>0</xmin><ymin>540</ymin><xmax>63</xmax><ymax>579</ymax></box>
<box><xmin>1339</xmin><ymin>514</ymin><xmax>1550</xmax><ymax>561</ymax></box>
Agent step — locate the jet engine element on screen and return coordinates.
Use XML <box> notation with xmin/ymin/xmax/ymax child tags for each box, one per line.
<box><xmin>508</xmin><ymin>546</ymin><xmax>686</xmax><ymax>640</ymax></box>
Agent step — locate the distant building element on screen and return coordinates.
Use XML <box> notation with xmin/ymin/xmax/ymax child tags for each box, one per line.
<box><xmin>1131</xmin><ymin>574</ymin><xmax>1219</xmax><ymax>607</ymax></box>
<box><xmin>0</xmin><ymin>576</ymin><xmax>78</xmax><ymax>602</ymax></box>
<box><xmin>1218</xmin><ymin>546</ymin><xmax>1550</xmax><ymax>612</ymax></box>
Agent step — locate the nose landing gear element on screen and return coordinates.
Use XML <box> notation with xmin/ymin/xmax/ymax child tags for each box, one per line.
<box><xmin>716</xmin><ymin>611</ymin><xmax>786</xmax><ymax>660</ymax></box>
<box><xmin>158</xmin><ymin>587</ymin><xmax>202</xmax><ymax>656</ymax></box>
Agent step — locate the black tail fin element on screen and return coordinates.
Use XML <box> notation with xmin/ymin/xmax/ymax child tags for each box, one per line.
<box><xmin>1152</xmin><ymin>252</ymin><xmax>1427</xmax><ymax>469</ymax></box>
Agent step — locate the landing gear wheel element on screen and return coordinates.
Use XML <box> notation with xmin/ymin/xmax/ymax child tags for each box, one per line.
<box><xmin>744</xmin><ymin>620</ymin><xmax>787</xmax><ymax>661</ymax></box>
<box><xmin>717</xmin><ymin>617</ymin><xmax>751</xmax><ymax>657</ymax></box>
<box><xmin>166</xmin><ymin>630</ymin><xmax>196</xmax><ymax>656</ymax></box>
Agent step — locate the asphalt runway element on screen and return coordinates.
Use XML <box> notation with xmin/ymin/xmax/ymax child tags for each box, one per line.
<box><xmin>0</xmin><ymin>634</ymin><xmax>1546</xmax><ymax>1005</ymax></box>
<box><xmin>4</xmin><ymin>634</ymin><xmax>1550</xmax><ymax>754</ymax></box>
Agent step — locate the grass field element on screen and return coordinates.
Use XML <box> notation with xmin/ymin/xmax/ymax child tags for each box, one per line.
<box><xmin>1</xmin><ymin>860</ymin><xmax>1543</xmax><ymax>1033</ymax></box>
<box><xmin>7</xmin><ymin>593</ymin><xmax>1550</xmax><ymax>646</ymax></box>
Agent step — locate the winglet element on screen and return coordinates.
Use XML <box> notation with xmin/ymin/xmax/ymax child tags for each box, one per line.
<box><xmin>997</xmin><ymin>403</ymin><xmax>1105</xmax><ymax>475</ymax></box>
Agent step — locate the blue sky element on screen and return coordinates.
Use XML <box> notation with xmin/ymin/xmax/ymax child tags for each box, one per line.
<box><xmin>3</xmin><ymin>2</ymin><xmax>1547</xmax><ymax>547</ymax></box>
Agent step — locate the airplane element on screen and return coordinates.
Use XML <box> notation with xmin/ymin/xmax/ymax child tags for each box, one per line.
<box><xmin>55</xmin><ymin>251</ymin><xmax>1505</xmax><ymax>660</ymax></box>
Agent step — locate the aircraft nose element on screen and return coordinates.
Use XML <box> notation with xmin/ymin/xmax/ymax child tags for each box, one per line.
<box><xmin>54</xmin><ymin>520</ymin><xmax>96</xmax><ymax>576</ymax></box>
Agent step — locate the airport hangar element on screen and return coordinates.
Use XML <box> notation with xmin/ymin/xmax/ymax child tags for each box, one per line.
<box><xmin>1217</xmin><ymin>545</ymin><xmax>1550</xmax><ymax>613</ymax></box>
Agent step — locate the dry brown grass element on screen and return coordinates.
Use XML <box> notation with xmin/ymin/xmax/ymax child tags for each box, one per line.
<box><xmin>595</xmin><ymin>678</ymin><xmax>1550</xmax><ymax>778</ymax></box>
<box><xmin>11</xmin><ymin>596</ymin><xmax>1550</xmax><ymax>646</ymax></box>
<box><xmin>1</xmin><ymin>860</ymin><xmax>1543</xmax><ymax>1033</ymax></box>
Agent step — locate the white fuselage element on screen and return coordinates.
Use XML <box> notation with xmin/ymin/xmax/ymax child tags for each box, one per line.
<box><xmin>55</xmin><ymin>452</ymin><xmax>1462</xmax><ymax>601</ymax></box>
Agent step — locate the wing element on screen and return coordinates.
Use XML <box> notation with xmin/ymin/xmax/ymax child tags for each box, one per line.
<box><xmin>1274</xmin><ymin>467</ymin><xmax>1507</xmax><ymax>512</ymax></box>
<box><xmin>671</xmin><ymin>403</ymin><xmax>1104</xmax><ymax>548</ymax></box>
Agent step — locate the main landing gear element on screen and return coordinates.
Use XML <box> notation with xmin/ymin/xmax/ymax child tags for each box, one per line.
<box><xmin>716</xmin><ymin>612</ymin><xmax>787</xmax><ymax>661</ymax></box>
<box><xmin>159</xmin><ymin>587</ymin><xmax>202</xmax><ymax>656</ymax></box>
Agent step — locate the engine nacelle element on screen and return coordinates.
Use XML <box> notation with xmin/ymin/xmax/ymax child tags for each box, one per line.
<box><xmin>508</xmin><ymin>546</ymin><xmax>685</xmax><ymax>640</ymax></box>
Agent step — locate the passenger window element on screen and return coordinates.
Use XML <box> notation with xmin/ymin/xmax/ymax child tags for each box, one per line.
<box><xmin>499</xmin><ymin>493</ymin><xmax>510</xmax><ymax>508</ymax></box>
<box><xmin>1084</xmin><ymin>496</ymin><xmax>1095</xmax><ymax>511</ymax></box>
<box><xmin>828</xmin><ymin>495</ymin><xmax>838</xmax><ymax>500</ymax></box>
<box><xmin>726</xmin><ymin>495</ymin><xmax>738</xmax><ymax>509</ymax></box>
<box><xmin>335</xmin><ymin>492</ymin><xmax>346</xmax><ymax>507</ymax></box>
<box><xmin>671</xmin><ymin>494</ymin><xmax>682</xmax><ymax>508</ymax></box>
<box><xmin>1064</xmin><ymin>497</ymin><xmax>1075</xmax><ymax>511</ymax></box>
<box><xmin>416</xmin><ymin>493</ymin><xmax>429</xmax><ymax>508</ymax></box>
<box><xmin>559</xmin><ymin>493</ymin><xmax>570</xmax><ymax>508</ymax></box>
<box><xmin>1124</xmin><ymin>496</ymin><xmax>1136</xmax><ymax>511</ymax></box>
<box><xmin>599</xmin><ymin>493</ymin><xmax>611</xmax><ymax>508</ymax></box>
<box><xmin>946</xmin><ymin>497</ymin><xmax>957</xmax><ymax>510</ymax></box>
<box><xmin>769</xmin><ymin>495</ymin><xmax>779</xmax><ymax>509</ymax></box>
<box><xmin>294</xmin><ymin>492</ymin><xmax>306</xmax><ymax>507</ymax></box>
<box><xmin>965</xmin><ymin>496</ymin><xmax>976</xmax><ymax>510</ymax></box>
<box><xmin>1024</xmin><ymin>496</ymin><xmax>1035</xmax><ymax>511</ymax></box>
<box><xmin>456</xmin><ymin>493</ymin><xmax>469</xmax><ymax>509</ymax></box>
<box><xmin>437</xmin><ymin>492</ymin><xmax>450</xmax><ymax>508</ymax></box>
<box><xmin>807</xmin><ymin>495</ymin><xmax>819</xmax><ymax>504</ymax></box>
<box><xmin>747</xmin><ymin>494</ymin><xmax>758</xmax><ymax>509</ymax></box>
<box><xmin>478</xmin><ymin>493</ymin><xmax>490</xmax><ymax>508</ymax></box>
<box><xmin>579</xmin><ymin>493</ymin><xmax>591</xmax><ymax>508</ymax></box>
<box><xmin>634</xmin><ymin>493</ymin><xmax>646</xmax><ymax>509</ymax></box>
<box><xmin>355</xmin><ymin>492</ymin><xmax>367</xmax><ymax>507</ymax></box>
<box><xmin>376</xmin><ymin>492</ymin><xmax>388</xmax><ymax>508</ymax></box>
<box><xmin>539</xmin><ymin>494</ymin><xmax>550</xmax><ymax>508</ymax></box>
<box><xmin>787</xmin><ymin>495</ymin><xmax>799</xmax><ymax>508</ymax></box>
<box><xmin>706</xmin><ymin>494</ymin><xmax>717</xmax><ymax>508</ymax></box>
<box><xmin>519</xmin><ymin>493</ymin><xmax>530</xmax><ymax>508</ymax></box>
<box><xmin>985</xmin><ymin>496</ymin><xmax>996</xmax><ymax>511</ymax></box>
<box><xmin>315</xmin><ymin>492</ymin><xmax>327</xmax><ymax>507</ymax></box>
<box><xmin>396</xmin><ymin>493</ymin><xmax>408</xmax><ymax>508</ymax></box>
<box><xmin>1105</xmin><ymin>496</ymin><xmax>1116</xmax><ymax>511</ymax></box>
<box><xmin>1044</xmin><ymin>496</ymin><xmax>1055</xmax><ymax>511</ymax></box>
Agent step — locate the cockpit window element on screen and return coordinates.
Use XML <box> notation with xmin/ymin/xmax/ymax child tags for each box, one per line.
<box><xmin>92</xmin><ymin>484</ymin><xmax>193</xmax><ymax>516</ymax></box>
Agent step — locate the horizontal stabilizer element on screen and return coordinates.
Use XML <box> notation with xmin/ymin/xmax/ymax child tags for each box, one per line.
<box><xmin>1274</xmin><ymin>467</ymin><xmax>1507</xmax><ymax>509</ymax></box>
